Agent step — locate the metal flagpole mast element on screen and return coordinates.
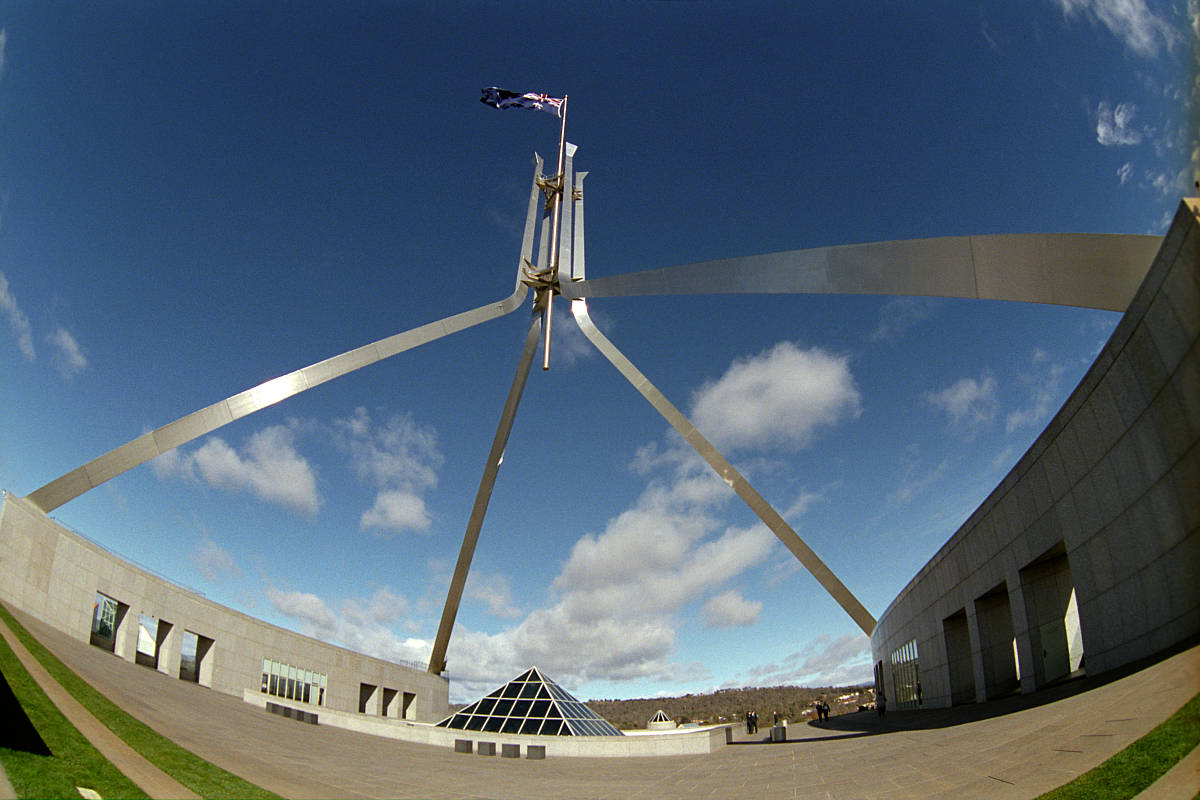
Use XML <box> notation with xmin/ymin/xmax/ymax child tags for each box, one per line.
<box><xmin>541</xmin><ymin>94</ymin><xmax>568</xmax><ymax>371</ymax></box>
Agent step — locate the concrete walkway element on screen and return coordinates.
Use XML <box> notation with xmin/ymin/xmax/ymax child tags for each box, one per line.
<box><xmin>0</xmin><ymin>614</ymin><xmax>199</xmax><ymax>799</ymax></box>
<box><xmin>6</xmin><ymin>606</ymin><xmax>1199</xmax><ymax>799</ymax></box>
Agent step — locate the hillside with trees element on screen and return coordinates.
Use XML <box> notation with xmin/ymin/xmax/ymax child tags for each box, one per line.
<box><xmin>583</xmin><ymin>684</ymin><xmax>876</xmax><ymax>730</ymax></box>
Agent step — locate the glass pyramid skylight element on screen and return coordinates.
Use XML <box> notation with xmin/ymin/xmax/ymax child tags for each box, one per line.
<box><xmin>436</xmin><ymin>667</ymin><xmax>623</xmax><ymax>736</ymax></box>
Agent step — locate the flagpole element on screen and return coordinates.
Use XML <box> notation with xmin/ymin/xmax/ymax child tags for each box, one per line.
<box><xmin>542</xmin><ymin>94</ymin><xmax>568</xmax><ymax>371</ymax></box>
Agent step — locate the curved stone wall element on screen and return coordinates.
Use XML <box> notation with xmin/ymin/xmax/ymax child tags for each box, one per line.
<box><xmin>0</xmin><ymin>491</ymin><xmax>450</xmax><ymax>722</ymax></box>
<box><xmin>871</xmin><ymin>200</ymin><xmax>1200</xmax><ymax>709</ymax></box>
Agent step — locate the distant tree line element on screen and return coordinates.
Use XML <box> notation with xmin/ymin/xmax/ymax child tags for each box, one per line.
<box><xmin>584</xmin><ymin>684</ymin><xmax>876</xmax><ymax>730</ymax></box>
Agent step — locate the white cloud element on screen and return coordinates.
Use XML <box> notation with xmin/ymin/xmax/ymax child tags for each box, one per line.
<box><xmin>333</xmin><ymin>407</ymin><xmax>443</xmax><ymax>535</ymax></box>
<box><xmin>689</xmin><ymin>341</ymin><xmax>862</xmax><ymax>452</ymax></box>
<box><xmin>703</xmin><ymin>590</ymin><xmax>762</xmax><ymax>628</ymax></box>
<box><xmin>1053</xmin><ymin>0</ymin><xmax>1179</xmax><ymax>57</ymax></box>
<box><xmin>190</xmin><ymin>534</ymin><xmax>242</xmax><ymax>583</ymax></box>
<box><xmin>925</xmin><ymin>374</ymin><xmax>998</xmax><ymax>432</ymax></box>
<box><xmin>48</xmin><ymin>325</ymin><xmax>88</xmax><ymax>377</ymax></box>
<box><xmin>0</xmin><ymin>272</ymin><xmax>35</xmax><ymax>361</ymax></box>
<box><xmin>159</xmin><ymin>425</ymin><xmax>321</xmax><ymax>515</ymax></box>
<box><xmin>747</xmin><ymin>634</ymin><xmax>873</xmax><ymax>687</ymax></box>
<box><xmin>1117</xmin><ymin>162</ymin><xmax>1135</xmax><ymax>184</ymax></box>
<box><xmin>0</xmin><ymin>28</ymin><xmax>6</xmax><ymax>83</ymax></box>
<box><xmin>360</xmin><ymin>488</ymin><xmax>431</xmax><ymax>533</ymax></box>
<box><xmin>1096</xmin><ymin>101</ymin><xmax>1143</xmax><ymax>146</ymax></box>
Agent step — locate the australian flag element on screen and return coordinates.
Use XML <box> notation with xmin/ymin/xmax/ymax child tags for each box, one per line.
<box><xmin>480</xmin><ymin>87</ymin><xmax>564</xmax><ymax>117</ymax></box>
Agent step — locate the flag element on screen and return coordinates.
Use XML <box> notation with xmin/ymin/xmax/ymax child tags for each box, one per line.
<box><xmin>480</xmin><ymin>87</ymin><xmax>564</xmax><ymax>117</ymax></box>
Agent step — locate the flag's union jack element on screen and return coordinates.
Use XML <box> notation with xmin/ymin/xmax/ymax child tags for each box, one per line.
<box><xmin>480</xmin><ymin>87</ymin><xmax>564</xmax><ymax>117</ymax></box>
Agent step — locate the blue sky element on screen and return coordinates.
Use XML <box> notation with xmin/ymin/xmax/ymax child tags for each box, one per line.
<box><xmin>0</xmin><ymin>1</ymin><xmax>1194</xmax><ymax>703</ymax></box>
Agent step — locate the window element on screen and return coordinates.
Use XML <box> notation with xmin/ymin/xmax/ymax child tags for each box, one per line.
<box><xmin>890</xmin><ymin>639</ymin><xmax>922</xmax><ymax>708</ymax></box>
<box><xmin>260</xmin><ymin>657</ymin><xmax>327</xmax><ymax>706</ymax></box>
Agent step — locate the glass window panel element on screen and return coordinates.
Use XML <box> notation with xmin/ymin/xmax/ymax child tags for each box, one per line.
<box><xmin>261</xmin><ymin>673</ymin><xmax>268</xmax><ymax>693</ymax></box>
<box><xmin>476</xmin><ymin>697</ymin><xmax>497</xmax><ymax>715</ymax></box>
<box><xmin>303</xmin><ymin>684</ymin><xmax>311</xmax><ymax>704</ymax></box>
<box><xmin>289</xmin><ymin>665</ymin><xmax>297</xmax><ymax>680</ymax></box>
<box><xmin>520</xmin><ymin>682</ymin><xmax>539</xmax><ymax>698</ymax></box>
<box><xmin>502</xmin><ymin>717</ymin><xmax>522</xmax><ymax>734</ymax></box>
<box><xmin>318</xmin><ymin>687</ymin><xmax>324</xmax><ymax>706</ymax></box>
<box><xmin>515</xmin><ymin>669</ymin><xmax>535</xmax><ymax>682</ymax></box>
<box><xmin>512</xmin><ymin>699</ymin><xmax>531</xmax><ymax>717</ymax></box>
<box><xmin>263</xmin><ymin>658</ymin><xmax>270</xmax><ymax>673</ymax></box>
<box><xmin>536</xmin><ymin>684</ymin><xmax>551</xmax><ymax>699</ymax></box>
<box><xmin>483</xmin><ymin>716</ymin><xmax>504</xmax><ymax>733</ymax></box>
<box><xmin>493</xmin><ymin>699</ymin><xmax>514</xmax><ymax>716</ymax></box>
<box><xmin>465</xmin><ymin>715</ymin><xmax>485</xmax><ymax>731</ymax></box>
<box><xmin>269</xmin><ymin>675</ymin><xmax>277</xmax><ymax>695</ymax></box>
<box><xmin>519</xmin><ymin>718</ymin><xmax>541</xmax><ymax>735</ymax></box>
<box><xmin>543</xmin><ymin>708</ymin><xmax>563</xmax><ymax>722</ymax></box>
<box><xmin>500</xmin><ymin>683</ymin><xmax>521</xmax><ymax>698</ymax></box>
<box><xmin>530</xmin><ymin>699</ymin><xmax>550</xmax><ymax>717</ymax></box>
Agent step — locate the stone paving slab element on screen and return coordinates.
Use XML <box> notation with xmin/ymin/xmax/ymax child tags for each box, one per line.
<box><xmin>6</xmin><ymin>605</ymin><xmax>1199</xmax><ymax>800</ymax></box>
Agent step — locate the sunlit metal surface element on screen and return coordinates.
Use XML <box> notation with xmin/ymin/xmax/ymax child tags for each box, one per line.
<box><xmin>560</xmin><ymin>233</ymin><xmax>1161</xmax><ymax>311</ymax></box>
<box><xmin>428</xmin><ymin>313</ymin><xmax>543</xmax><ymax>675</ymax></box>
<box><xmin>25</xmin><ymin>155</ymin><xmax>546</xmax><ymax>514</ymax></box>
<box><xmin>570</xmin><ymin>297</ymin><xmax>878</xmax><ymax>636</ymax></box>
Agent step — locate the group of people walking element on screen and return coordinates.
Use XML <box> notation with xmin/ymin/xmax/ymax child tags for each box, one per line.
<box><xmin>812</xmin><ymin>699</ymin><xmax>830</xmax><ymax>723</ymax></box>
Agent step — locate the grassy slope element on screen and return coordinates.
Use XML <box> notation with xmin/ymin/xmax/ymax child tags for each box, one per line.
<box><xmin>1036</xmin><ymin>692</ymin><xmax>1200</xmax><ymax>800</ymax></box>
<box><xmin>0</xmin><ymin>604</ymin><xmax>279</xmax><ymax>799</ymax></box>
<box><xmin>0</xmin><ymin>630</ymin><xmax>148</xmax><ymax>799</ymax></box>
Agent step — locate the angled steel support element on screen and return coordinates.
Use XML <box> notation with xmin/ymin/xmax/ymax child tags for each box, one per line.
<box><xmin>570</xmin><ymin>297</ymin><xmax>877</xmax><ymax>636</ymax></box>
<box><xmin>428</xmin><ymin>311</ymin><xmax>543</xmax><ymax>675</ymax></box>
<box><xmin>26</xmin><ymin>155</ymin><xmax>547</xmax><ymax>514</ymax></box>
<box><xmin>560</xmin><ymin>233</ymin><xmax>1162</xmax><ymax>312</ymax></box>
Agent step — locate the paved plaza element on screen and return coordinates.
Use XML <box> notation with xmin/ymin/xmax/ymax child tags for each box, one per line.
<box><xmin>3</xmin><ymin>607</ymin><xmax>1197</xmax><ymax>800</ymax></box>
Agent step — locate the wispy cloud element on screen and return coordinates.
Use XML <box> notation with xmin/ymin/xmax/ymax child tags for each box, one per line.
<box><xmin>0</xmin><ymin>29</ymin><xmax>7</xmax><ymax>83</ymax></box>
<box><xmin>190</xmin><ymin>534</ymin><xmax>242</xmax><ymax>583</ymax></box>
<box><xmin>465</xmin><ymin>571</ymin><xmax>522</xmax><ymax>620</ymax></box>
<box><xmin>746</xmin><ymin>634</ymin><xmax>872</xmax><ymax>687</ymax></box>
<box><xmin>1005</xmin><ymin>349</ymin><xmax>1067</xmax><ymax>434</ymax></box>
<box><xmin>1117</xmin><ymin>162</ymin><xmax>1135</xmax><ymax>184</ymax></box>
<box><xmin>333</xmin><ymin>407</ymin><xmax>443</xmax><ymax>536</ymax></box>
<box><xmin>925</xmin><ymin>374</ymin><xmax>998</xmax><ymax>434</ymax></box>
<box><xmin>267</xmin><ymin>586</ymin><xmax>431</xmax><ymax>670</ymax></box>
<box><xmin>869</xmin><ymin>297</ymin><xmax>938</xmax><ymax>343</ymax></box>
<box><xmin>1096</xmin><ymin>101</ymin><xmax>1143</xmax><ymax>146</ymax></box>
<box><xmin>1052</xmin><ymin>0</ymin><xmax>1179</xmax><ymax>57</ymax></box>
<box><xmin>48</xmin><ymin>326</ymin><xmax>88</xmax><ymax>378</ymax></box>
<box><xmin>703</xmin><ymin>590</ymin><xmax>762</xmax><ymax>628</ymax></box>
<box><xmin>0</xmin><ymin>272</ymin><xmax>35</xmax><ymax>361</ymax></box>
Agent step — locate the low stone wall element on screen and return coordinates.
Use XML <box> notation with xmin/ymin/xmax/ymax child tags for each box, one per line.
<box><xmin>242</xmin><ymin>689</ymin><xmax>730</xmax><ymax>757</ymax></box>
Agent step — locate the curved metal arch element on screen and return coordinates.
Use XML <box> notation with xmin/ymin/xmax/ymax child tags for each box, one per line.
<box><xmin>25</xmin><ymin>155</ymin><xmax>548</xmax><ymax>514</ymax></box>
<box><xmin>560</xmin><ymin>233</ymin><xmax>1161</xmax><ymax>312</ymax></box>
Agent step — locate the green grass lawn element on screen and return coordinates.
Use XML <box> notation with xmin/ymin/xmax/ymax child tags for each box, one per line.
<box><xmin>0</xmin><ymin>604</ymin><xmax>279</xmax><ymax>799</ymax></box>
<box><xmin>0</xmin><ymin>628</ymin><xmax>148</xmax><ymax>799</ymax></box>
<box><xmin>1036</xmin><ymin>691</ymin><xmax>1200</xmax><ymax>800</ymax></box>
